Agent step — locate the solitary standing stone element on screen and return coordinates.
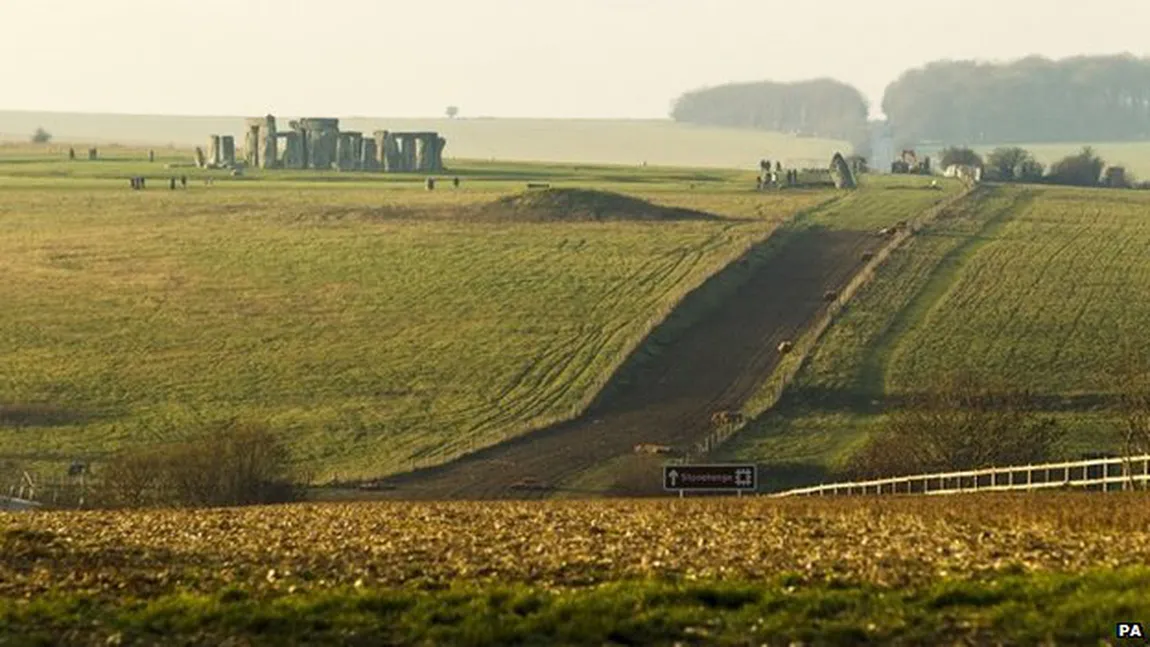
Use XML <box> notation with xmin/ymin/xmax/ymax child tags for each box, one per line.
<box><xmin>452</xmin><ymin>177</ymin><xmax>460</xmax><ymax>188</ymax></box>
<box><xmin>425</xmin><ymin>177</ymin><xmax>436</xmax><ymax>191</ymax></box>
<box><xmin>149</xmin><ymin>150</ymin><xmax>155</xmax><ymax>163</ymax></box>
<box><xmin>169</xmin><ymin>177</ymin><xmax>176</xmax><ymax>190</ymax></box>
<box><xmin>68</xmin><ymin>147</ymin><xmax>75</xmax><ymax>160</ymax></box>
<box><xmin>180</xmin><ymin>175</ymin><xmax>187</xmax><ymax>188</ymax></box>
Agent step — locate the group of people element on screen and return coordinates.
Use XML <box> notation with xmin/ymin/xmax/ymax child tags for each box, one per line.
<box><xmin>129</xmin><ymin>175</ymin><xmax>190</xmax><ymax>190</ymax></box>
<box><xmin>424</xmin><ymin>177</ymin><xmax>462</xmax><ymax>190</ymax></box>
<box><xmin>756</xmin><ymin>159</ymin><xmax>800</xmax><ymax>190</ymax></box>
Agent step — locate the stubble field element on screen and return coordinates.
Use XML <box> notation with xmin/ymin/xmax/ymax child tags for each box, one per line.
<box><xmin>3</xmin><ymin>494</ymin><xmax>1149</xmax><ymax>644</ymax></box>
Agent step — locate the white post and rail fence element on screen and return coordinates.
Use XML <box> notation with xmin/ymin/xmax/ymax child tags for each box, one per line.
<box><xmin>769</xmin><ymin>454</ymin><xmax>1150</xmax><ymax>498</ymax></box>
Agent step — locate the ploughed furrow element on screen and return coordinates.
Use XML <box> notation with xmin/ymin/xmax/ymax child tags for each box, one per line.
<box><xmin>381</xmin><ymin>228</ymin><xmax>874</xmax><ymax>499</ymax></box>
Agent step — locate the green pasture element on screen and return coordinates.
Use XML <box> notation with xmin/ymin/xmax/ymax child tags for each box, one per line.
<box><xmin>726</xmin><ymin>184</ymin><xmax>1150</xmax><ymax>486</ymax></box>
<box><xmin>0</xmin><ymin>147</ymin><xmax>844</xmax><ymax>481</ymax></box>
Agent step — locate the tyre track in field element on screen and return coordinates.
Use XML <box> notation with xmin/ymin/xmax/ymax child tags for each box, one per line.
<box><xmin>379</xmin><ymin>226</ymin><xmax>877</xmax><ymax>500</ymax></box>
<box><xmin>462</xmin><ymin>230</ymin><xmax>729</xmax><ymax>444</ymax></box>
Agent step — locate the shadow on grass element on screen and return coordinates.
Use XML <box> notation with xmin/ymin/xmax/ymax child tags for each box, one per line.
<box><xmin>783</xmin><ymin>386</ymin><xmax>1119</xmax><ymax>414</ymax></box>
<box><xmin>0</xmin><ymin>403</ymin><xmax>103</xmax><ymax>427</ymax></box>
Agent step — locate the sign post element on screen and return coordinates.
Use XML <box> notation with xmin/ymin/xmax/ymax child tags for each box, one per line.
<box><xmin>663</xmin><ymin>464</ymin><xmax>757</xmax><ymax>496</ymax></box>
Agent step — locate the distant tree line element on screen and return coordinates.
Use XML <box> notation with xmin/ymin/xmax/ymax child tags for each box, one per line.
<box><xmin>940</xmin><ymin>145</ymin><xmax>1136</xmax><ymax>188</ymax></box>
<box><xmin>884</xmin><ymin>55</ymin><xmax>1150</xmax><ymax>144</ymax></box>
<box><xmin>670</xmin><ymin>78</ymin><xmax>869</xmax><ymax>143</ymax></box>
<box><xmin>673</xmin><ymin>55</ymin><xmax>1150</xmax><ymax>146</ymax></box>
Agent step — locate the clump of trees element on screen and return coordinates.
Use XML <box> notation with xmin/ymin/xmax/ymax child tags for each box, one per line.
<box><xmin>939</xmin><ymin>146</ymin><xmax>983</xmax><ymax>169</ymax></box>
<box><xmin>845</xmin><ymin>372</ymin><xmax>1064</xmax><ymax>479</ymax></box>
<box><xmin>1046</xmin><ymin>146</ymin><xmax>1107</xmax><ymax>186</ymax></box>
<box><xmin>940</xmin><ymin>144</ymin><xmax>1133</xmax><ymax>188</ymax></box>
<box><xmin>984</xmin><ymin>147</ymin><xmax>1045</xmax><ymax>183</ymax></box>
<box><xmin>670</xmin><ymin>78</ymin><xmax>869</xmax><ymax>143</ymax></box>
<box><xmin>98</xmin><ymin>419</ymin><xmax>307</xmax><ymax>508</ymax></box>
<box><xmin>31</xmin><ymin>127</ymin><xmax>51</xmax><ymax>143</ymax></box>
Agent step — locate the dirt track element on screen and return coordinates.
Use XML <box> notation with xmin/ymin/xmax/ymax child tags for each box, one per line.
<box><xmin>380</xmin><ymin>227</ymin><xmax>875</xmax><ymax>499</ymax></box>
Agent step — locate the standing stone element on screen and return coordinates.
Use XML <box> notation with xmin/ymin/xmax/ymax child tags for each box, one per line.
<box><xmin>220</xmin><ymin>136</ymin><xmax>236</xmax><ymax>167</ymax></box>
<box><xmin>281</xmin><ymin>132</ymin><xmax>304</xmax><ymax>169</ymax></box>
<box><xmin>829</xmin><ymin>152</ymin><xmax>857</xmax><ymax>190</ymax></box>
<box><xmin>193</xmin><ymin>147</ymin><xmax>206</xmax><ymax>169</ymax></box>
<box><xmin>415</xmin><ymin>135</ymin><xmax>433</xmax><ymax>172</ymax></box>
<box><xmin>245</xmin><ymin>115</ymin><xmax>278</xmax><ymax>169</ymax></box>
<box><xmin>68</xmin><ymin>147</ymin><xmax>76</xmax><ymax>160</ymax></box>
<box><xmin>400</xmin><ymin>135</ymin><xmax>417</xmax><ymax>172</ymax></box>
<box><xmin>425</xmin><ymin>177</ymin><xmax>436</xmax><ymax>191</ymax></box>
<box><xmin>452</xmin><ymin>176</ymin><xmax>460</xmax><ymax>188</ymax></box>
<box><xmin>169</xmin><ymin>177</ymin><xmax>176</xmax><ymax>190</ymax></box>
<box><xmin>148</xmin><ymin>150</ymin><xmax>155</xmax><ymax>163</ymax></box>
<box><xmin>381</xmin><ymin>131</ymin><xmax>402</xmax><ymax>172</ymax></box>
<box><xmin>87</xmin><ymin>148</ymin><xmax>98</xmax><ymax>161</ymax></box>
<box><xmin>336</xmin><ymin>132</ymin><xmax>363</xmax><ymax>170</ymax></box>
<box><xmin>373</xmin><ymin>130</ymin><xmax>389</xmax><ymax>170</ymax></box>
<box><xmin>300</xmin><ymin>118</ymin><xmax>339</xmax><ymax>169</ymax></box>
<box><xmin>208</xmin><ymin>135</ymin><xmax>222</xmax><ymax>167</ymax></box>
<box><xmin>360</xmin><ymin>138</ymin><xmax>378</xmax><ymax>170</ymax></box>
<box><xmin>431</xmin><ymin>135</ymin><xmax>447</xmax><ymax>171</ymax></box>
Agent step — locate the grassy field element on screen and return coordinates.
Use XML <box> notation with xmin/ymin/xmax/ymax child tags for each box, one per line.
<box><xmin>0</xmin><ymin>146</ymin><xmax>845</xmax><ymax>482</ymax></box>
<box><xmin>3</xmin><ymin>494</ymin><xmax>1149</xmax><ymax>644</ymax></box>
<box><xmin>0</xmin><ymin>112</ymin><xmax>847</xmax><ymax>170</ymax></box>
<box><xmin>725</xmin><ymin>183</ymin><xmax>1150</xmax><ymax>486</ymax></box>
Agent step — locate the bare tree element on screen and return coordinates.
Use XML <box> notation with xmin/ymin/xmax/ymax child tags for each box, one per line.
<box><xmin>846</xmin><ymin>371</ymin><xmax>1063</xmax><ymax>479</ymax></box>
<box><xmin>1113</xmin><ymin>336</ymin><xmax>1150</xmax><ymax>489</ymax></box>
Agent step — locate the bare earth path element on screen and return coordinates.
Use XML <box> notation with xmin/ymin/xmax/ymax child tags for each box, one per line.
<box><xmin>380</xmin><ymin>228</ymin><xmax>874</xmax><ymax>499</ymax></box>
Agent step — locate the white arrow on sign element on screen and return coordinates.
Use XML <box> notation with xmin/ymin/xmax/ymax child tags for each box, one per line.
<box><xmin>735</xmin><ymin>468</ymin><xmax>753</xmax><ymax>487</ymax></box>
<box><xmin>667</xmin><ymin>469</ymin><xmax>679</xmax><ymax>487</ymax></box>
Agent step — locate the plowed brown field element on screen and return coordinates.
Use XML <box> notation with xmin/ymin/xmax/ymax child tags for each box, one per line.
<box><xmin>382</xmin><ymin>227</ymin><xmax>875</xmax><ymax>499</ymax></box>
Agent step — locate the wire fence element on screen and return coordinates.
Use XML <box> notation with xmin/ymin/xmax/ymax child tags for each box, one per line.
<box><xmin>770</xmin><ymin>454</ymin><xmax>1150</xmax><ymax>498</ymax></box>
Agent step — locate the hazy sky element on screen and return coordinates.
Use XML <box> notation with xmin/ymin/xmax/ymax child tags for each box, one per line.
<box><xmin>5</xmin><ymin>0</ymin><xmax>1149</xmax><ymax>119</ymax></box>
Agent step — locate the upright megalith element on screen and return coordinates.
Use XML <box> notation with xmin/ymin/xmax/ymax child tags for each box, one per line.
<box><xmin>398</xmin><ymin>134</ymin><xmax>418</xmax><ymax>172</ymax></box>
<box><xmin>336</xmin><ymin>131</ymin><xmax>363</xmax><ymax>170</ymax></box>
<box><xmin>829</xmin><ymin>152</ymin><xmax>857</xmax><ymax>189</ymax></box>
<box><xmin>208</xmin><ymin>135</ymin><xmax>222</xmax><ymax>167</ymax></box>
<box><xmin>378</xmin><ymin>130</ymin><xmax>403</xmax><ymax>172</ymax></box>
<box><xmin>220</xmin><ymin>136</ymin><xmax>236</xmax><ymax>167</ymax></box>
<box><xmin>300</xmin><ymin>118</ymin><xmax>339</xmax><ymax>169</ymax></box>
<box><xmin>415</xmin><ymin>134</ymin><xmax>434</xmax><ymax>172</ymax></box>
<box><xmin>245</xmin><ymin>115</ymin><xmax>278</xmax><ymax>169</ymax></box>
<box><xmin>87</xmin><ymin>148</ymin><xmax>98</xmax><ymax>161</ymax></box>
<box><xmin>280</xmin><ymin>131</ymin><xmax>305</xmax><ymax>169</ymax></box>
<box><xmin>68</xmin><ymin>147</ymin><xmax>76</xmax><ymax>160</ymax></box>
<box><xmin>412</xmin><ymin>132</ymin><xmax>446</xmax><ymax>172</ymax></box>
<box><xmin>360</xmin><ymin>138</ymin><xmax>378</xmax><ymax>170</ymax></box>
<box><xmin>193</xmin><ymin>147</ymin><xmax>207</xmax><ymax>168</ymax></box>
